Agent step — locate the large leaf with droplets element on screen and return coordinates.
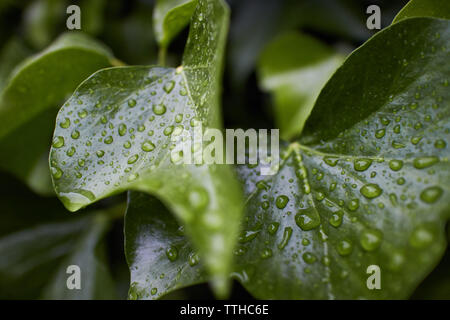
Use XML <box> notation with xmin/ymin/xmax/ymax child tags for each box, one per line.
<box><xmin>0</xmin><ymin>175</ymin><xmax>116</xmax><ymax>299</ymax></box>
<box><xmin>153</xmin><ymin>0</ymin><xmax>197</xmax><ymax>48</ymax></box>
<box><xmin>258</xmin><ymin>32</ymin><xmax>343</xmax><ymax>140</ymax></box>
<box><xmin>393</xmin><ymin>0</ymin><xmax>450</xmax><ymax>24</ymax></box>
<box><xmin>0</xmin><ymin>32</ymin><xmax>113</xmax><ymax>194</ymax></box>
<box><xmin>125</xmin><ymin>192</ymin><xmax>207</xmax><ymax>300</ymax></box>
<box><xmin>235</xmin><ymin>17</ymin><xmax>450</xmax><ymax>299</ymax></box>
<box><xmin>123</xmin><ymin>17</ymin><xmax>450</xmax><ymax>299</ymax></box>
<box><xmin>50</xmin><ymin>0</ymin><xmax>242</xmax><ymax>297</ymax></box>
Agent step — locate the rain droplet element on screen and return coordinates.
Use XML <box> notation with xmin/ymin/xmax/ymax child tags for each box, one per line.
<box><xmin>360</xmin><ymin>229</ymin><xmax>382</xmax><ymax>251</ymax></box>
<box><xmin>413</xmin><ymin>156</ymin><xmax>439</xmax><ymax>169</ymax></box>
<box><xmin>104</xmin><ymin>136</ymin><xmax>114</xmax><ymax>144</ymax></box>
<box><xmin>275</xmin><ymin>195</ymin><xmax>289</xmax><ymax>209</ymax></box>
<box><xmin>389</xmin><ymin>160</ymin><xmax>403</xmax><ymax>171</ymax></box>
<box><xmin>295</xmin><ymin>209</ymin><xmax>321</xmax><ymax>231</ymax></box>
<box><xmin>337</xmin><ymin>239</ymin><xmax>353</xmax><ymax>256</ymax></box>
<box><xmin>354</xmin><ymin>158</ymin><xmax>372</xmax><ymax>171</ymax></box>
<box><xmin>128</xmin><ymin>154</ymin><xmax>139</xmax><ymax>164</ymax></box>
<box><xmin>128</xmin><ymin>99</ymin><xmax>137</xmax><ymax>108</ymax></box>
<box><xmin>164</xmin><ymin>80</ymin><xmax>175</xmax><ymax>93</ymax></box>
<box><xmin>434</xmin><ymin>139</ymin><xmax>446</xmax><ymax>149</ymax></box>
<box><xmin>118</xmin><ymin>124</ymin><xmax>127</xmax><ymax>136</ymax></box>
<box><xmin>52</xmin><ymin>136</ymin><xmax>65</xmax><ymax>148</ymax></box>
<box><xmin>420</xmin><ymin>186</ymin><xmax>443</xmax><ymax>204</ymax></box>
<box><xmin>409</xmin><ymin>227</ymin><xmax>433</xmax><ymax>249</ymax></box>
<box><xmin>59</xmin><ymin>118</ymin><xmax>70</xmax><ymax>129</ymax></box>
<box><xmin>142</xmin><ymin>140</ymin><xmax>155</xmax><ymax>152</ymax></box>
<box><xmin>277</xmin><ymin>227</ymin><xmax>292</xmax><ymax>250</ymax></box>
<box><xmin>329</xmin><ymin>210</ymin><xmax>343</xmax><ymax>228</ymax></box>
<box><xmin>153</xmin><ymin>104</ymin><xmax>166</xmax><ymax>115</ymax></box>
<box><xmin>166</xmin><ymin>245</ymin><xmax>178</xmax><ymax>261</ymax></box>
<box><xmin>360</xmin><ymin>183</ymin><xmax>382</xmax><ymax>199</ymax></box>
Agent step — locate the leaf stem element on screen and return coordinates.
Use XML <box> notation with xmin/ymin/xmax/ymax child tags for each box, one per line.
<box><xmin>158</xmin><ymin>46</ymin><xmax>167</xmax><ymax>67</ymax></box>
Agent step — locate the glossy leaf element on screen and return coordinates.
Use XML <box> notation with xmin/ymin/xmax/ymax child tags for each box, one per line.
<box><xmin>0</xmin><ymin>32</ymin><xmax>112</xmax><ymax>194</ymax></box>
<box><xmin>153</xmin><ymin>0</ymin><xmax>197</xmax><ymax>48</ymax></box>
<box><xmin>125</xmin><ymin>192</ymin><xmax>207</xmax><ymax>299</ymax></box>
<box><xmin>258</xmin><ymin>32</ymin><xmax>343</xmax><ymax>140</ymax></box>
<box><xmin>393</xmin><ymin>0</ymin><xmax>450</xmax><ymax>24</ymax></box>
<box><xmin>50</xmin><ymin>0</ymin><xmax>243</xmax><ymax>297</ymax></box>
<box><xmin>123</xmin><ymin>17</ymin><xmax>450</xmax><ymax>299</ymax></box>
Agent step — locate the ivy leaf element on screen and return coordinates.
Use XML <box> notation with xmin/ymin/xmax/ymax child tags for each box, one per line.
<box><xmin>153</xmin><ymin>0</ymin><xmax>197</xmax><ymax>49</ymax></box>
<box><xmin>235</xmin><ymin>17</ymin><xmax>450</xmax><ymax>299</ymax></box>
<box><xmin>0</xmin><ymin>37</ymin><xmax>31</xmax><ymax>91</ymax></box>
<box><xmin>123</xmin><ymin>17</ymin><xmax>450</xmax><ymax>299</ymax></box>
<box><xmin>0</xmin><ymin>175</ymin><xmax>117</xmax><ymax>299</ymax></box>
<box><xmin>50</xmin><ymin>0</ymin><xmax>243</xmax><ymax>297</ymax></box>
<box><xmin>125</xmin><ymin>192</ymin><xmax>207</xmax><ymax>300</ymax></box>
<box><xmin>258</xmin><ymin>32</ymin><xmax>343</xmax><ymax>140</ymax></box>
<box><xmin>0</xmin><ymin>32</ymin><xmax>112</xmax><ymax>194</ymax></box>
<box><xmin>393</xmin><ymin>0</ymin><xmax>450</xmax><ymax>24</ymax></box>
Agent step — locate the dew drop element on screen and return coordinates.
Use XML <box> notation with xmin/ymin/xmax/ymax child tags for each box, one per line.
<box><xmin>128</xmin><ymin>99</ymin><xmax>137</xmax><ymax>108</ymax></box>
<box><xmin>337</xmin><ymin>239</ymin><xmax>353</xmax><ymax>256</ymax></box>
<box><xmin>142</xmin><ymin>140</ymin><xmax>155</xmax><ymax>152</ymax></box>
<box><xmin>128</xmin><ymin>154</ymin><xmax>139</xmax><ymax>164</ymax></box>
<box><xmin>52</xmin><ymin>136</ymin><xmax>65</xmax><ymax>148</ymax></box>
<box><xmin>104</xmin><ymin>136</ymin><xmax>114</xmax><ymax>144</ymax></box>
<box><xmin>354</xmin><ymin>158</ymin><xmax>372</xmax><ymax>171</ymax></box>
<box><xmin>153</xmin><ymin>104</ymin><xmax>166</xmax><ymax>115</ymax></box>
<box><xmin>295</xmin><ymin>209</ymin><xmax>321</xmax><ymax>231</ymax></box>
<box><xmin>389</xmin><ymin>160</ymin><xmax>403</xmax><ymax>171</ymax></box>
<box><xmin>420</xmin><ymin>186</ymin><xmax>443</xmax><ymax>204</ymax></box>
<box><xmin>302</xmin><ymin>252</ymin><xmax>317</xmax><ymax>264</ymax></box>
<box><xmin>275</xmin><ymin>195</ymin><xmax>289</xmax><ymax>209</ymax></box>
<box><xmin>409</xmin><ymin>227</ymin><xmax>433</xmax><ymax>249</ymax></box>
<box><xmin>164</xmin><ymin>80</ymin><xmax>175</xmax><ymax>93</ymax></box>
<box><xmin>360</xmin><ymin>183</ymin><xmax>382</xmax><ymax>199</ymax></box>
<box><xmin>118</xmin><ymin>124</ymin><xmax>127</xmax><ymax>136</ymax></box>
<box><xmin>59</xmin><ymin>118</ymin><xmax>71</xmax><ymax>129</ymax></box>
<box><xmin>329</xmin><ymin>210</ymin><xmax>343</xmax><ymax>228</ymax></box>
<box><xmin>360</xmin><ymin>229</ymin><xmax>383</xmax><ymax>251</ymax></box>
<box><xmin>413</xmin><ymin>156</ymin><xmax>439</xmax><ymax>169</ymax></box>
<box><xmin>71</xmin><ymin>130</ymin><xmax>80</xmax><ymax>139</ymax></box>
<box><xmin>166</xmin><ymin>245</ymin><xmax>178</xmax><ymax>261</ymax></box>
<box><xmin>434</xmin><ymin>139</ymin><xmax>446</xmax><ymax>149</ymax></box>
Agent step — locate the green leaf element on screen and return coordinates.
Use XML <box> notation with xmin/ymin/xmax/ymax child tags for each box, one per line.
<box><xmin>411</xmin><ymin>246</ymin><xmax>450</xmax><ymax>300</ymax></box>
<box><xmin>0</xmin><ymin>32</ymin><xmax>112</xmax><ymax>194</ymax></box>
<box><xmin>0</xmin><ymin>38</ymin><xmax>31</xmax><ymax>91</ymax></box>
<box><xmin>123</xmin><ymin>17</ymin><xmax>450</xmax><ymax>299</ymax></box>
<box><xmin>0</xmin><ymin>175</ymin><xmax>117</xmax><ymax>299</ymax></box>
<box><xmin>23</xmin><ymin>0</ymin><xmax>68</xmax><ymax>49</ymax></box>
<box><xmin>50</xmin><ymin>0</ymin><xmax>243</xmax><ymax>297</ymax></box>
<box><xmin>125</xmin><ymin>192</ymin><xmax>207</xmax><ymax>299</ymax></box>
<box><xmin>153</xmin><ymin>0</ymin><xmax>197</xmax><ymax>48</ymax></box>
<box><xmin>393</xmin><ymin>0</ymin><xmax>450</xmax><ymax>24</ymax></box>
<box><xmin>236</xmin><ymin>17</ymin><xmax>449</xmax><ymax>299</ymax></box>
<box><xmin>258</xmin><ymin>32</ymin><xmax>343</xmax><ymax>140</ymax></box>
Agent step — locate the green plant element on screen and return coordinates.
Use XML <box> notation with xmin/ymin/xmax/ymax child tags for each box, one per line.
<box><xmin>0</xmin><ymin>0</ymin><xmax>449</xmax><ymax>300</ymax></box>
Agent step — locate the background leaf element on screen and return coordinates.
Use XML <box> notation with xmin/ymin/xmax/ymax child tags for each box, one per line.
<box><xmin>258</xmin><ymin>32</ymin><xmax>343</xmax><ymax>140</ymax></box>
<box><xmin>0</xmin><ymin>32</ymin><xmax>112</xmax><ymax>194</ymax></box>
<box><xmin>0</xmin><ymin>174</ymin><xmax>117</xmax><ymax>299</ymax></box>
<box><xmin>153</xmin><ymin>0</ymin><xmax>197</xmax><ymax>49</ymax></box>
<box><xmin>125</xmin><ymin>192</ymin><xmax>207</xmax><ymax>299</ymax></box>
<box><xmin>393</xmin><ymin>0</ymin><xmax>450</xmax><ymax>23</ymax></box>
<box><xmin>50</xmin><ymin>0</ymin><xmax>243</xmax><ymax>298</ymax></box>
